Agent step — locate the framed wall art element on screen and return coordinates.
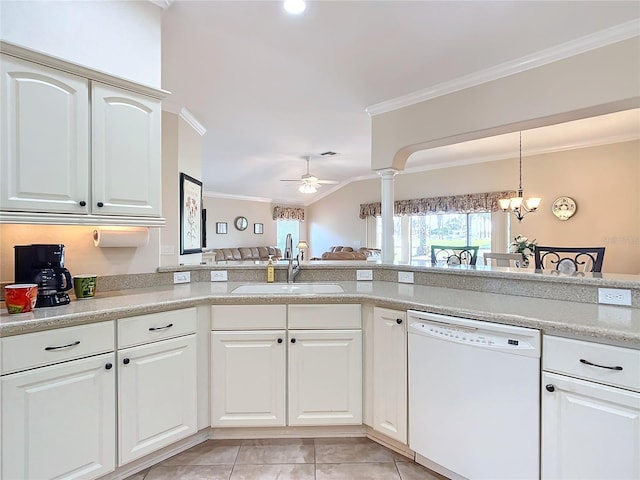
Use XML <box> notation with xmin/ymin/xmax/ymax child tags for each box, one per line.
<box><xmin>216</xmin><ymin>222</ymin><xmax>227</xmax><ymax>234</ymax></box>
<box><xmin>254</xmin><ymin>223</ymin><xmax>263</xmax><ymax>234</ymax></box>
<box><xmin>180</xmin><ymin>173</ymin><xmax>203</xmax><ymax>254</ymax></box>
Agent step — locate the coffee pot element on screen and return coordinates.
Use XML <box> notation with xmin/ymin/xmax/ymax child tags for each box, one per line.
<box><xmin>14</xmin><ymin>244</ymin><xmax>73</xmax><ymax>307</ymax></box>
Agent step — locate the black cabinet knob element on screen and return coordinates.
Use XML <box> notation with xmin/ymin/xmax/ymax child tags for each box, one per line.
<box><xmin>79</xmin><ymin>200</ymin><xmax>86</xmax><ymax>207</ymax></box>
<box><xmin>545</xmin><ymin>384</ymin><xmax>555</xmax><ymax>392</ymax></box>
<box><xmin>123</xmin><ymin>358</ymin><xmax>130</xmax><ymax>365</ymax></box>
<box><xmin>97</xmin><ymin>202</ymin><xmax>104</xmax><ymax>208</ymax></box>
<box><xmin>396</xmin><ymin>318</ymin><xmax>403</xmax><ymax>324</ymax></box>
<box><xmin>277</xmin><ymin>338</ymin><xmax>283</xmax><ymax>344</ymax></box>
<box><xmin>290</xmin><ymin>338</ymin><xmax>296</xmax><ymax>344</ymax></box>
<box><xmin>105</xmin><ymin>362</ymin><xmax>113</xmax><ymax>370</ymax></box>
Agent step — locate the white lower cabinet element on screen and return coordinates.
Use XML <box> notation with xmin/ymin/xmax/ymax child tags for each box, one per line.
<box><xmin>210</xmin><ymin>304</ymin><xmax>362</xmax><ymax>428</ymax></box>
<box><xmin>288</xmin><ymin>329</ymin><xmax>362</xmax><ymax>426</ymax></box>
<box><xmin>542</xmin><ymin>336</ymin><xmax>640</xmax><ymax>480</ymax></box>
<box><xmin>1</xmin><ymin>324</ymin><xmax>115</xmax><ymax>480</ymax></box>
<box><xmin>370</xmin><ymin>307</ymin><xmax>407</xmax><ymax>443</ymax></box>
<box><xmin>117</xmin><ymin>309</ymin><xmax>198</xmax><ymax>465</ymax></box>
<box><xmin>211</xmin><ymin>330</ymin><xmax>286</xmax><ymax>427</ymax></box>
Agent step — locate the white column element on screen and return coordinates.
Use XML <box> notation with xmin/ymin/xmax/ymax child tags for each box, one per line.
<box><xmin>378</xmin><ymin>169</ymin><xmax>397</xmax><ymax>263</ymax></box>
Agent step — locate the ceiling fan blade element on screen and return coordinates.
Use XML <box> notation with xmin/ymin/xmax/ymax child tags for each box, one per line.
<box><xmin>317</xmin><ymin>180</ymin><xmax>339</xmax><ymax>185</ymax></box>
<box><xmin>280</xmin><ymin>179</ymin><xmax>301</xmax><ymax>182</ymax></box>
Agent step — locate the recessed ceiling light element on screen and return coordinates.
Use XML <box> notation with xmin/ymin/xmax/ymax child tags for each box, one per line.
<box><xmin>283</xmin><ymin>0</ymin><xmax>306</xmax><ymax>15</ymax></box>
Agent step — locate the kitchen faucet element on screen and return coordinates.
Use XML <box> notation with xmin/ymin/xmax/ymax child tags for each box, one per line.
<box><xmin>284</xmin><ymin>233</ymin><xmax>301</xmax><ymax>283</ymax></box>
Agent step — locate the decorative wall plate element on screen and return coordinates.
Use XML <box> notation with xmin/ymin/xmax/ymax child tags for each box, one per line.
<box><xmin>552</xmin><ymin>196</ymin><xmax>577</xmax><ymax>221</ymax></box>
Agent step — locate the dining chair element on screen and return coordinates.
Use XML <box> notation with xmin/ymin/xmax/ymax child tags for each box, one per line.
<box><xmin>483</xmin><ymin>252</ymin><xmax>524</xmax><ymax>268</ymax></box>
<box><xmin>534</xmin><ymin>246</ymin><xmax>605</xmax><ymax>273</ymax></box>
<box><xmin>431</xmin><ymin>245</ymin><xmax>479</xmax><ymax>266</ymax></box>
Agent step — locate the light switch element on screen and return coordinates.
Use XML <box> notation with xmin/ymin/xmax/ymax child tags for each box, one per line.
<box><xmin>173</xmin><ymin>272</ymin><xmax>191</xmax><ymax>284</ymax></box>
<box><xmin>211</xmin><ymin>270</ymin><xmax>228</xmax><ymax>282</ymax></box>
<box><xmin>356</xmin><ymin>269</ymin><xmax>373</xmax><ymax>281</ymax></box>
<box><xmin>398</xmin><ymin>271</ymin><xmax>414</xmax><ymax>284</ymax></box>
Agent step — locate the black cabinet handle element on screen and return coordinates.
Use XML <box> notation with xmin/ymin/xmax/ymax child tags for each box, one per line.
<box><xmin>580</xmin><ymin>358</ymin><xmax>623</xmax><ymax>371</ymax></box>
<box><xmin>148</xmin><ymin>323</ymin><xmax>173</xmax><ymax>332</ymax></box>
<box><xmin>97</xmin><ymin>202</ymin><xmax>104</xmax><ymax>208</ymax></box>
<box><xmin>45</xmin><ymin>340</ymin><xmax>80</xmax><ymax>351</ymax></box>
<box><xmin>396</xmin><ymin>318</ymin><xmax>403</xmax><ymax>324</ymax></box>
<box><xmin>79</xmin><ymin>200</ymin><xmax>86</xmax><ymax>207</ymax></box>
<box><xmin>123</xmin><ymin>358</ymin><xmax>130</xmax><ymax>365</ymax></box>
<box><xmin>290</xmin><ymin>338</ymin><xmax>296</xmax><ymax>344</ymax></box>
<box><xmin>545</xmin><ymin>384</ymin><xmax>555</xmax><ymax>392</ymax></box>
<box><xmin>277</xmin><ymin>338</ymin><xmax>283</xmax><ymax>344</ymax></box>
<box><xmin>105</xmin><ymin>363</ymin><xmax>113</xmax><ymax>370</ymax></box>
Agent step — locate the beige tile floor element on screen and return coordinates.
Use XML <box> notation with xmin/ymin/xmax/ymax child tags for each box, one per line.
<box><xmin>125</xmin><ymin>437</ymin><xmax>448</xmax><ymax>480</ymax></box>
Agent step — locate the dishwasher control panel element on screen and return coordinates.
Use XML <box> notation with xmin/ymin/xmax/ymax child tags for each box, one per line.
<box><xmin>407</xmin><ymin>310</ymin><xmax>541</xmax><ymax>357</ymax></box>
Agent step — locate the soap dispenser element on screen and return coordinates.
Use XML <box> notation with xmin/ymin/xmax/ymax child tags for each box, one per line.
<box><xmin>266</xmin><ymin>255</ymin><xmax>275</xmax><ymax>283</ymax></box>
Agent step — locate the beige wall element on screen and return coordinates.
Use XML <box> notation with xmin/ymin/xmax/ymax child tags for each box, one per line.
<box><xmin>202</xmin><ymin>197</ymin><xmax>278</xmax><ymax>249</ymax></box>
<box><xmin>0</xmin><ymin>225</ymin><xmax>161</xmax><ymax>282</ymax></box>
<box><xmin>371</xmin><ymin>38</ymin><xmax>640</xmax><ymax>171</ymax></box>
<box><xmin>308</xmin><ymin>140</ymin><xmax>639</xmax><ymax>274</ymax></box>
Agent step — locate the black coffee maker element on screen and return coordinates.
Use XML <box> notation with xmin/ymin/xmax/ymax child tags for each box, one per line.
<box><xmin>14</xmin><ymin>244</ymin><xmax>73</xmax><ymax>307</ymax></box>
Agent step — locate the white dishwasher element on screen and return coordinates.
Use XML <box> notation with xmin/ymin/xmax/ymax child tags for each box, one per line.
<box><xmin>408</xmin><ymin>310</ymin><xmax>541</xmax><ymax>480</ymax></box>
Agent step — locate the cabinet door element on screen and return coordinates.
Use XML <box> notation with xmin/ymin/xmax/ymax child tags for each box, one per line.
<box><xmin>1</xmin><ymin>353</ymin><xmax>115</xmax><ymax>480</ymax></box>
<box><xmin>118</xmin><ymin>334</ymin><xmax>197</xmax><ymax>465</ymax></box>
<box><xmin>1</xmin><ymin>54</ymin><xmax>90</xmax><ymax>213</ymax></box>
<box><xmin>92</xmin><ymin>82</ymin><xmax>161</xmax><ymax>217</ymax></box>
<box><xmin>288</xmin><ymin>329</ymin><xmax>362</xmax><ymax>426</ymax></box>
<box><xmin>542</xmin><ymin>371</ymin><xmax>640</xmax><ymax>480</ymax></box>
<box><xmin>211</xmin><ymin>330</ymin><xmax>286</xmax><ymax>427</ymax></box>
<box><xmin>372</xmin><ymin>308</ymin><xmax>407</xmax><ymax>443</ymax></box>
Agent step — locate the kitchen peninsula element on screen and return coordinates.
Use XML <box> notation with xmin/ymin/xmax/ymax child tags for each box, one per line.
<box><xmin>1</xmin><ymin>262</ymin><xmax>639</xmax><ymax>480</ymax></box>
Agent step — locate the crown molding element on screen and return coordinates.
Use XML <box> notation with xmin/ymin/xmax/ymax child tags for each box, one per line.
<box><xmin>203</xmin><ymin>191</ymin><xmax>276</xmax><ymax>204</ymax></box>
<box><xmin>148</xmin><ymin>0</ymin><xmax>175</xmax><ymax>10</ymax></box>
<box><xmin>179</xmin><ymin>108</ymin><xmax>207</xmax><ymax>136</ymax></box>
<box><xmin>366</xmin><ymin>20</ymin><xmax>640</xmax><ymax>116</ymax></box>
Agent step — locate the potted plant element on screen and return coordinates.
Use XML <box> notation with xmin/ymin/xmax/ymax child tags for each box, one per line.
<box><xmin>509</xmin><ymin>235</ymin><xmax>537</xmax><ymax>267</ymax></box>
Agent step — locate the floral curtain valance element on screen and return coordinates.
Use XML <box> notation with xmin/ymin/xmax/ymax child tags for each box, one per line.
<box><xmin>272</xmin><ymin>205</ymin><xmax>305</xmax><ymax>221</ymax></box>
<box><xmin>359</xmin><ymin>190</ymin><xmax>516</xmax><ymax>219</ymax></box>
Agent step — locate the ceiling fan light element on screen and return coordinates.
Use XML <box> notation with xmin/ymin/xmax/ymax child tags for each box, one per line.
<box><xmin>283</xmin><ymin>0</ymin><xmax>306</xmax><ymax>14</ymax></box>
<box><xmin>299</xmin><ymin>184</ymin><xmax>317</xmax><ymax>194</ymax></box>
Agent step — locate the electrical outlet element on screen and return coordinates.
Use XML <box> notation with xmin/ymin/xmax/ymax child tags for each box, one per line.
<box><xmin>398</xmin><ymin>271</ymin><xmax>414</xmax><ymax>284</ymax></box>
<box><xmin>211</xmin><ymin>270</ymin><xmax>228</xmax><ymax>282</ymax></box>
<box><xmin>356</xmin><ymin>269</ymin><xmax>373</xmax><ymax>281</ymax></box>
<box><xmin>173</xmin><ymin>271</ymin><xmax>191</xmax><ymax>284</ymax></box>
<box><xmin>598</xmin><ymin>288</ymin><xmax>632</xmax><ymax>306</ymax></box>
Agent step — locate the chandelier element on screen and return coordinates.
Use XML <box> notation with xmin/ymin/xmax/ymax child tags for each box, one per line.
<box><xmin>499</xmin><ymin>132</ymin><xmax>541</xmax><ymax>222</ymax></box>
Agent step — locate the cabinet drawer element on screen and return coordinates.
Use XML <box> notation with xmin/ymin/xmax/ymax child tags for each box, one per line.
<box><xmin>288</xmin><ymin>304</ymin><xmax>361</xmax><ymax>329</ymax></box>
<box><xmin>1</xmin><ymin>321</ymin><xmax>114</xmax><ymax>375</ymax></box>
<box><xmin>543</xmin><ymin>336</ymin><xmax>640</xmax><ymax>391</ymax></box>
<box><xmin>212</xmin><ymin>305</ymin><xmax>286</xmax><ymax>330</ymax></box>
<box><xmin>118</xmin><ymin>308</ymin><xmax>197</xmax><ymax>348</ymax></box>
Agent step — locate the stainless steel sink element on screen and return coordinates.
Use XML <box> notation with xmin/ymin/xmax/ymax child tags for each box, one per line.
<box><xmin>231</xmin><ymin>283</ymin><xmax>344</xmax><ymax>294</ymax></box>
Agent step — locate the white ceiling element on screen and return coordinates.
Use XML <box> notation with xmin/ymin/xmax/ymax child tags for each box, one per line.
<box><xmin>160</xmin><ymin>1</ymin><xmax>640</xmax><ymax>205</ymax></box>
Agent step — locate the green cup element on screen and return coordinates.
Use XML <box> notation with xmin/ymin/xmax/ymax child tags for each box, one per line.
<box><xmin>73</xmin><ymin>275</ymin><xmax>97</xmax><ymax>299</ymax></box>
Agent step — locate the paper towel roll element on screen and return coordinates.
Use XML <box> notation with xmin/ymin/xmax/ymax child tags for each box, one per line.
<box><xmin>93</xmin><ymin>227</ymin><xmax>150</xmax><ymax>248</ymax></box>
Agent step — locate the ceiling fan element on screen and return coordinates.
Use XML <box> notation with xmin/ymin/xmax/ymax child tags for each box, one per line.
<box><xmin>280</xmin><ymin>156</ymin><xmax>339</xmax><ymax>193</ymax></box>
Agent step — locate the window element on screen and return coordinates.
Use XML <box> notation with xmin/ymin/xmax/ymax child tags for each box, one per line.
<box><xmin>276</xmin><ymin>220</ymin><xmax>299</xmax><ymax>256</ymax></box>
<box><xmin>376</xmin><ymin>212</ymin><xmax>492</xmax><ymax>262</ymax></box>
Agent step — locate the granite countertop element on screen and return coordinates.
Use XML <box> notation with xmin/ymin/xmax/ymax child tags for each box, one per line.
<box><xmin>1</xmin><ymin>281</ymin><xmax>639</xmax><ymax>348</ymax></box>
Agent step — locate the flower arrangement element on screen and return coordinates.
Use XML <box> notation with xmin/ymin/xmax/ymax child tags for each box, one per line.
<box><xmin>509</xmin><ymin>235</ymin><xmax>537</xmax><ymax>259</ymax></box>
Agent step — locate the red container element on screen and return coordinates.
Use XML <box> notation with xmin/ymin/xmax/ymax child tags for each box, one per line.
<box><xmin>4</xmin><ymin>284</ymin><xmax>38</xmax><ymax>314</ymax></box>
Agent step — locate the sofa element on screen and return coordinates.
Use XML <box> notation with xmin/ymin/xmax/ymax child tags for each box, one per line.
<box><xmin>204</xmin><ymin>246</ymin><xmax>282</xmax><ymax>262</ymax></box>
<box><xmin>319</xmin><ymin>246</ymin><xmax>381</xmax><ymax>261</ymax></box>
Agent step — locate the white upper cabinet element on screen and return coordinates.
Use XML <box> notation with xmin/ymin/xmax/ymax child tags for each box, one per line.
<box><xmin>0</xmin><ymin>44</ymin><xmax>167</xmax><ymax>226</ymax></box>
<box><xmin>1</xmin><ymin>55</ymin><xmax>90</xmax><ymax>214</ymax></box>
<box><xmin>92</xmin><ymin>82</ymin><xmax>161</xmax><ymax>217</ymax></box>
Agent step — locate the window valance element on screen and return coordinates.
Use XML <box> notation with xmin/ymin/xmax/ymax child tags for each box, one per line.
<box><xmin>272</xmin><ymin>205</ymin><xmax>305</xmax><ymax>221</ymax></box>
<box><xmin>359</xmin><ymin>190</ymin><xmax>516</xmax><ymax>219</ymax></box>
